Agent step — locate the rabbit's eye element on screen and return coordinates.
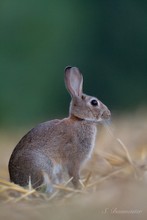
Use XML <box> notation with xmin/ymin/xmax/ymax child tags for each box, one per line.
<box><xmin>91</xmin><ymin>99</ymin><xmax>98</xmax><ymax>106</ymax></box>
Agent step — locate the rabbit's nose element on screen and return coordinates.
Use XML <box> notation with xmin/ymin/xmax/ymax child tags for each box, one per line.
<box><xmin>101</xmin><ymin>109</ymin><xmax>111</xmax><ymax>120</ymax></box>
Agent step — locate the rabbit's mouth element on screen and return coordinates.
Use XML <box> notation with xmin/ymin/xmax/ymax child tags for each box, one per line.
<box><xmin>100</xmin><ymin>109</ymin><xmax>111</xmax><ymax>120</ymax></box>
<box><xmin>84</xmin><ymin>109</ymin><xmax>111</xmax><ymax>124</ymax></box>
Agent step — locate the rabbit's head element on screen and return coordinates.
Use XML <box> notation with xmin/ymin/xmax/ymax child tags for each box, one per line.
<box><xmin>64</xmin><ymin>66</ymin><xmax>111</xmax><ymax>123</ymax></box>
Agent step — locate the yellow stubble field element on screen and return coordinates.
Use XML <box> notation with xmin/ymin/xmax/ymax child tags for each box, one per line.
<box><xmin>0</xmin><ymin>111</ymin><xmax>147</xmax><ymax>220</ymax></box>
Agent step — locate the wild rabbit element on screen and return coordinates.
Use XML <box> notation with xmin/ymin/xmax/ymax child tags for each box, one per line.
<box><xmin>8</xmin><ymin>66</ymin><xmax>111</xmax><ymax>192</ymax></box>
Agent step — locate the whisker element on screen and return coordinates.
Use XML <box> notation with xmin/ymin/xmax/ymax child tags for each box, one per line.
<box><xmin>103</xmin><ymin>122</ymin><xmax>134</xmax><ymax>167</ymax></box>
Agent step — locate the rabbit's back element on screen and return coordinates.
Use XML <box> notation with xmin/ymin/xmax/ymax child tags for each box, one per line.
<box><xmin>13</xmin><ymin>119</ymin><xmax>60</xmax><ymax>151</ymax></box>
<box><xmin>10</xmin><ymin>118</ymin><xmax>96</xmax><ymax>162</ymax></box>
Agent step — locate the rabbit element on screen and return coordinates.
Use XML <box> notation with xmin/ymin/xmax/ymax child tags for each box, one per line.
<box><xmin>8</xmin><ymin>66</ymin><xmax>111</xmax><ymax>192</ymax></box>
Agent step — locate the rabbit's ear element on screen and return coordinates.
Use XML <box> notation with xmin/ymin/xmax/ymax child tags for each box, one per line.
<box><xmin>64</xmin><ymin>66</ymin><xmax>83</xmax><ymax>97</ymax></box>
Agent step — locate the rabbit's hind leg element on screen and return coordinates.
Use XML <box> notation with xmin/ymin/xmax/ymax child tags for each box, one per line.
<box><xmin>52</xmin><ymin>163</ymin><xmax>64</xmax><ymax>184</ymax></box>
<box><xmin>42</xmin><ymin>163</ymin><xmax>63</xmax><ymax>193</ymax></box>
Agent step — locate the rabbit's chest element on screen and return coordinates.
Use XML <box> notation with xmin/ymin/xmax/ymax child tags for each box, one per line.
<box><xmin>75</xmin><ymin>124</ymin><xmax>97</xmax><ymax>158</ymax></box>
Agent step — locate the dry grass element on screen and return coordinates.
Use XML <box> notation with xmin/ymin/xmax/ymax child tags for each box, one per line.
<box><xmin>0</xmin><ymin>111</ymin><xmax>147</xmax><ymax>220</ymax></box>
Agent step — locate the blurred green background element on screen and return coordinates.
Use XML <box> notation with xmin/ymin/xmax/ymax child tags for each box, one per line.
<box><xmin>0</xmin><ymin>0</ymin><xmax>147</xmax><ymax>126</ymax></box>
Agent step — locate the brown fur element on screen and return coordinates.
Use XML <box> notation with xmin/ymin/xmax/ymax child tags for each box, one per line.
<box><xmin>8</xmin><ymin>66</ymin><xmax>111</xmax><ymax>192</ymax></box>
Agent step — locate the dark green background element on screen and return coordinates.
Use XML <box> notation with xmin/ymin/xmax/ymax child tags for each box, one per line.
<box><xmin>0</xmin><ymin>0</ymin><xmax>147</xmax><ymax>126</ymax></box>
